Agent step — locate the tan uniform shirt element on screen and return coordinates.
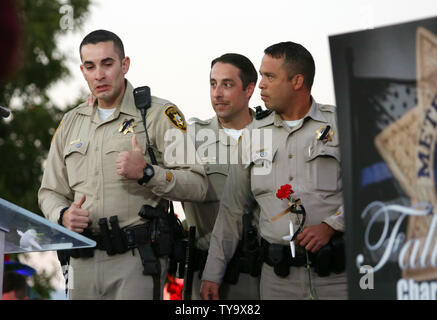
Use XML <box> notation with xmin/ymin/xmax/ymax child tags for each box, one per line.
<box><xmin>203</xmin><ymin>99</ymin><xmax>344</xmax><ymax>284</ymax></box>
<box><xmin>183</xmin><ymin>114</ymin><xmax>257</xmax><ymax>251</ymax></box>
<box><xmin>38</xmin><ymin>80</ymin><xmax>207</xmax><ymax>230</ymax></box>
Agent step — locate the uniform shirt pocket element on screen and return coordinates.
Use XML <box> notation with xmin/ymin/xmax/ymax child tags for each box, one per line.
<box><xmin>63</xmin><ymin>140</ymin><xmax>89</xmax><ymax>188</ymax></box>
<box><xmin>250</xmin><ymin>148</ymin><xmax>277</xmax><ymax>196</ymax></box>
<box><xmin>204</xmin><ymin>164</ymin><xmax>229</xmax><ymax>200</ymax></box>
<box><xmin>306</xmin><ymin>142</ymin><xmax>341</xmax><ymax>192</ymax></box>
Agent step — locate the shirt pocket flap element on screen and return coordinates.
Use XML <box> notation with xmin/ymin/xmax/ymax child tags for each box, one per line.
<box><xmin>306</xmin><ymin>143</ymin><xmax>340</xmax><ymax>162</ymax></box>
<box><xmin>104</xmin><ymin>128</ymin><xmax>147</xmax><ymax>154</ymax></box>
<box><xmin>204</xmin><ymin>164</ymin><xmax>229</xmax><ymax>176</ymax></box>
<box><xmin>63</xmin><ymin>140</ymin><xmax>89</xmax><ymax>159</ymax></box>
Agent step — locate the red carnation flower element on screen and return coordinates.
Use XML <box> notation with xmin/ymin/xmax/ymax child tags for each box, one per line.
<box><xmin>276</xmin><ymin>184</ymin><xmax>294</xmax><ymax>200</ymax></box>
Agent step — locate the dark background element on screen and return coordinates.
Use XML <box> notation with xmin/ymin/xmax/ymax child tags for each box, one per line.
<box><xmin>330</xmin><ymin>16</ymin><xmax>437</xmax><ymax>299</ymax></box>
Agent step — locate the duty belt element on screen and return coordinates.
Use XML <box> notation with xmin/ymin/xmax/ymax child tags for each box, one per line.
<box><xmin>190</xmin><ymin>245</ymin><xmax>262</xmax><ymax>284</ymax></box>
<box><xmin>261</xmin><ymin>238</ymin><xmax>310</xmax><ymax>269</ymax></box>
<box><xmin>261</xmin><ymin>236</ymin><xmax>346</xmax><ymax>278</ymax></box>
<box><xmin>68</xmin><ymin>223</ymin><xmax>146</xmax><ymax>259</ymax></box>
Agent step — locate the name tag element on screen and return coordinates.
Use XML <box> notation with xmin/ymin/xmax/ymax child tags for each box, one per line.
<box><xmin>200</xmin><ymin>156</ymin><xmax>216</xmax><ymax>164</ymax></box>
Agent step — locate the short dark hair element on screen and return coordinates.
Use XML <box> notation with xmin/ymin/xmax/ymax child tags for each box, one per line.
<box><xmin>264</xmin><ymin>42</ymin><xmax>315</xmax><ymax>90</ymax></box>
<box><xmin>211</xmin><ymin>53</ymin><xmax>258</xmax><ymax>90</ymax></box>
<box><xmin>80</xmin><ymin>29</ymin><xmax>125</xmax><ymax>60</ymax></box>
<box><xmin>3</xmin><ymin>272</ymin><xmax>27</xmax><ymax>296</ymax></box>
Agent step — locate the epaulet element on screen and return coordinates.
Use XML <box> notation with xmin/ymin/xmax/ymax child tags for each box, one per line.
<box><xmin>319</xmin><ymin>104</ymin><xmax>336</xmax><ymax>113</ymax></box>
<box><xmin>151</xmin><ymin>96</ymin><xmax>172</xmax><ymax>110</ymax></box>
<box><xmin>188</xmin><ymin>117</ymin><xmax>212</xmax><ymax>125</ymax></box>
<box><xmin>65</xmin><ymin>101</ymin><xmax>90</xmax><ymax>117</ymax></box>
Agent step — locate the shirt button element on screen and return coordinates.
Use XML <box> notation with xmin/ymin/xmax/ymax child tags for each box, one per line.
<box><xmin>288</xmin><ymin>154</ymin><xmax>293</xmax><ymax>159</ymax></box>
<box><xmin>289</xmin><ymin>176</ymin><xmax>293</xmax><ymax>181</ymax></box>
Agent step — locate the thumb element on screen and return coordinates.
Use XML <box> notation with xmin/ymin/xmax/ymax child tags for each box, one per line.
<box><xmin>73</xmin><ymin>194</ymin><xmax>86</xmax><ymax>208</ymax></box>
<box><xmin>131</xmin><ymin>134</ymin><xmax>141</xmax><ymax>152</ymax></box>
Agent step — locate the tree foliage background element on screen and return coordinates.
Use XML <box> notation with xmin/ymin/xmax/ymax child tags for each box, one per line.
<box><xmin>0</xmin><ymin>0</ymin><xmax>91</xmax><ymax>299</ymax></box>
<box><xmin>0</xmin><ymin>0</ymin><xmax>90</xmax><ymax>214</ymax></box>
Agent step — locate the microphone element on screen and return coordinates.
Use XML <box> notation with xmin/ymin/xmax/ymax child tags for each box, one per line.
<box><xmin>132</xmin><ymin>86</ymin><xmax>157</xmax><ymax>165</ymax></box>
<box><xmin>0</xmin><ymin>106</ymin><xmax>11</xmax><ymax>118</ymax></box>
<box><xmin>133</xmin><ymin>86</ymin><xmax>151</xmax><ymax>113</ymax></box>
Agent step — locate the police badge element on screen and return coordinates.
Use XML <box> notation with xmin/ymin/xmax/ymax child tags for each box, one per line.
<box><xmin>316</xmin><ymin>125</ymin><xmax>334</xmax><ymax>144</ymax></box>
<box><xmin>119</xmin><ymin>118</ymin><xmax>136</xmax><ymax>135</ymax></box>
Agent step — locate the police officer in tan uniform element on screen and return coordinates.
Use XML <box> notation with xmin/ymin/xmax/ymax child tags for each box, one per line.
<box><xmin>183</xmin><ymin>53</ymin><xmax>260</xmax><ymax>299</ymax></box>
<box><xmin>38</xmin><ymin>30</ymin><xmax>208</xmax><ymax>300</ymax></box>
<box><xmin>201</xmin><ymin>42</ymin><xmax>347</xmax><ymax>300</ymax></box>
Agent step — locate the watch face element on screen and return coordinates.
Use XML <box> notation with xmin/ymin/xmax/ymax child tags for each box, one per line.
<box><xmin>145</xmin><ymin>167</ymin><xmax>154</xmax><ymax>176</ymax></box>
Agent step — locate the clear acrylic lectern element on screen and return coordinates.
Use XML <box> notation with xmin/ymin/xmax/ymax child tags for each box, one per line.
<box><xmin>0</xmin><ymin>197</ymin><xmax>95</xmax><ymax>298</ymax></box>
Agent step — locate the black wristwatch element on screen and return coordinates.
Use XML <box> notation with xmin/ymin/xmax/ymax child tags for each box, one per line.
<box><xmin>58</xmin><ymin>207</ymin><xmax>69</xmax><ymax>226</ymax></box>
<box><xmin>138</xmin><ymin>164</ymin><xmax>155</xmax><ymax>185</ymax></box>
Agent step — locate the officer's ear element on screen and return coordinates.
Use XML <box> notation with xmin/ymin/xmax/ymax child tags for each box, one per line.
<box><xmin>244</xmin><ymin>82</ymin><xmax>255</xmax><ymax>99</ymax></box>
<box><xmin>291</xmin><ymin>74</ymin><xmax>305</xmax><ymax>91</ymax></box>
<box><xmin>79</xmin><ymin>64</ymin><xmax>86</xmax><ymax>79</ymax></box>
<box><xmin>121</xmin><ymin>56</ymin><xmax>130</xmax><ymax>75</ymax></box>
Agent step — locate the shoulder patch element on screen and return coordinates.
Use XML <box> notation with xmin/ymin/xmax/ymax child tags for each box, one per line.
<box><xmin>319</xmin><ymin>104</ymin><xmax>336</xmax><ymax>113</ymax></box>
<box><xmin>164</xmin><ymin>105</ymin><xmax>187</xmax><ymax>132</ymax></box>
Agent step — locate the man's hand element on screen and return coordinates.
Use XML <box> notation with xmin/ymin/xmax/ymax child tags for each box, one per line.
<box><xmin>296</xmin><ymin>222</ymin><xmax>335</xmax><ymax>253</ymax></box>
<box><xmin>200</xmin><ymin>280</ymin><xmax>220</xmax><ymax>300</ymax></box>
<box><xmin>116</xmin><ymin>134</ymin><xmax>146</xmax><ymax>180</ymax></box>
<box><xmin>62</xmin><ymin>194</ymin><xmax>90</xmax><ymax>233</ymax></box>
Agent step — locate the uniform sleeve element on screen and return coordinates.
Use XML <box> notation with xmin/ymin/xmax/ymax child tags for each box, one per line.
<box><xmin>322</xmin><ymin>109</ymin><xmax>345</xmax><ymax>232</ymax></box>
<box><xmin>201</xmin><ymin>164</ymin><xmax>252</xmax><ymax>284</ymax></box>
<box><xmin>143</xmin><ymin>104</ymin><xmax>208</xmax><ymax>202</ymax></box>
<box><xmin>323</xmin><ymin>204</ymin><xmax>344</xmax><ymax>232</ymax></box>
<box><xmin>38</xmin><ymin>116</ymin><xmax>74</xmax><ymax>223</ymax></box>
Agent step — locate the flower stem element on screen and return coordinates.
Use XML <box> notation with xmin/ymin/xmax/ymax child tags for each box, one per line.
<box><xmin>294</xmin><ymin>206</ymin><xmax>315</xmax><ymax>300</ymax></box>
<box><xmin>305</xmin><ymin>251</ymin><xmax>315</xmax><ymax>300</ymax></box>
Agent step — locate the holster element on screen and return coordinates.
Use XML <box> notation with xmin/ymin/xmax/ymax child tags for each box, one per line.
<box><xmin>138</xmin><ymin>204</ymin><xmax>184</xmax><ymax>258</ymax></box>
<box><xmin>241</xmin><ymin>213</ymin><xmax>262</xmax><ymax>277</ymax></box>
<box><xmin>239</xmin><ymin>246</ymin><xmax>262</xmax><ymax>277</ymax></box>
<box><xmin>125</xmin><ymin>224</ymin><xmax>160</xmax><ymax>276</ymax></box>
<box><xmin>268</xmin><ymin>243</ymin><xmax>291</xmax><ymax>278</ymax></box>
<box><xmin>223</xmin><ymin>251</ymin><xmax>241</xmax><ymax>284</ymax></box>
<box><xmin>169</xmin><ymin>239</ymin><xmax>187</xmax><ymax>278</ymax></box>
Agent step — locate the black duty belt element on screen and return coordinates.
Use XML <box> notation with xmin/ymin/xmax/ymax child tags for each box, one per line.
<box><xmin>260</xmin><ymin>236</ymin><xmax>346</xmax><ymax>278</ymax></box>
<box><xmin>69</xmin><ymin>224</ymin><xmax>148</xmax><ymax>259</ymax></box>
<box><xmin>87</xmin><ymin>233</ymin><xmax>121</xmax><ymax>252</ymax></box>
<box><xmin>261</xmin><ymin>238</ymin><xmax>310</xmax><ymax>268</ymax></box>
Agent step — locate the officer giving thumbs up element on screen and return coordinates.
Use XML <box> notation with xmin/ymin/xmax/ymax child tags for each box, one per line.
<box><xmin>116</xmin><ymin>134</ymin><xmax>147</xmax><ymax>180</ymax></box>
<box><xmin>61</xmin><ymin>194</ymin><xmax>90</xmax><ymax>233</ymax></box>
